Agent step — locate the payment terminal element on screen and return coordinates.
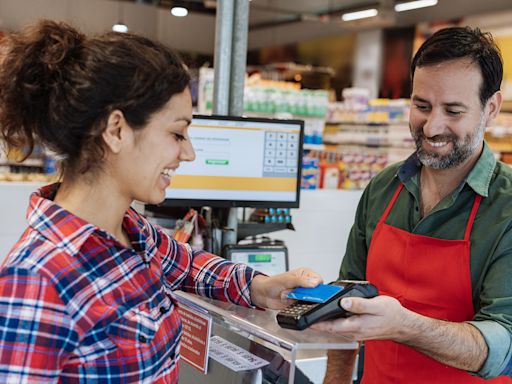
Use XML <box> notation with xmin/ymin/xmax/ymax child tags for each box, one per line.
<box><xmin>277</xmin><ymin>280</ymin><xmax>378</xmax><ymax>330</ymax></box>
<box><xmin>223</xmin><ymin>243</ymin><xmax>289</xmax><ymax>276</ymax></box>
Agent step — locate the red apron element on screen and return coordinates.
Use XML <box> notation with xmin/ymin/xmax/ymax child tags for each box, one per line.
<box><xmin>363</xmin><ymin>183</ymin><xmax>511</xmax><ymax>383</ymax></box>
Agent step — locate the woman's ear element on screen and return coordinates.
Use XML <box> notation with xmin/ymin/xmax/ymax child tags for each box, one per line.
<box><xmin>102</xmin><ymin>110</ymin><xmax>132</xmax><ymax>154</ymax></box>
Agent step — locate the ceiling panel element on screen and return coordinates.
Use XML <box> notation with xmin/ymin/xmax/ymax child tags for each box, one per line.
<box><xmin>248</xmin><ymin>0</ymin><xmax>382</xmax><ymax>26</ymax></box>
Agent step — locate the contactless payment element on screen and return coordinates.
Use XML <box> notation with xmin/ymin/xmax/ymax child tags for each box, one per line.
<box><xmin>287</xmin><ymin>284</ymin><xmax>343</xmax><ymax>303</ymax></box>
<box><xmin>277</xmin><ymin>280</ymin><xmax>379</xmax><ymax>330</ymax></box>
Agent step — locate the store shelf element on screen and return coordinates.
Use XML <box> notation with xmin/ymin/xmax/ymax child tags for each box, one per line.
<box><xmin>0</xmin><ymin>158</ymin><xmax>44</xmax><ymax>167</ymax></box>
<box><xmin>237</xmin><ymin>222</ymin><xmax>294</xmax><ymax>241</ymax></box>
<box><xmin>303</xmin><ymin>143</ymin><xmax>326</xmax><ymax>151</ymax></box>
<box><xmin>323</xmin><ymin>123</ymin><xmax>414</xmax><ymax>148</ymax></box>
<box><xmin>502</xmin><ymin>100</ymin><xmax>512</xmax><ymax>113</ymax></box>
<box><xmin>487</xmin><ymin>141</ymin><xmax>512</xmax><ymax>153</ymax></box>
<box><xmin>326</xmin><ymin>121</ymin><xmax>408</xmax><ymax>126</ymax></box>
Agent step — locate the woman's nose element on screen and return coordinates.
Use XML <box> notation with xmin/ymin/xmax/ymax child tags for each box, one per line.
<box><xmin>180</xmin><ymin>140</ymin><xmax>196</xmax><ymax>162</ymax></box>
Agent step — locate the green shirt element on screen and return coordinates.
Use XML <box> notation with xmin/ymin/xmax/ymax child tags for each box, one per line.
<box><xmin>340</xmin><ymin>142</ymin><xmax>512</xmax><ymax>378</ymax></box>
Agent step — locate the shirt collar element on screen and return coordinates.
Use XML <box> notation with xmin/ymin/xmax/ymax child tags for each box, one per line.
<box><xmin>396</xmin><ymin>141</ymin><xmax>496</xmax><ymax>197</ymax></box>
<box><xmin>27</xmin><ymin>183</ymin><xmax>154</xmax><ymax>257</ymax></box>
<box><xmin>27</xmin><ymin>183</ymin><xmax>96</xmax><ymax>256</ymax></box>
<box><xmin>465</xmin><ymin>142</ymin><xmax>496</xmax><ymax>197</ymax></box>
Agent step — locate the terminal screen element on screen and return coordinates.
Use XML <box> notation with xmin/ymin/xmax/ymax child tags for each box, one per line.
<box><xmin>165</xmin><ymin>115</ymin><xmax>303</xmax><ymax>207</ymax></box>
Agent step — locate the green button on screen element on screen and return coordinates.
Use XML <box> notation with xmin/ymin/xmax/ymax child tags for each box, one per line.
<box><xmin>206</xmin><ymin>159</ymin><xmax>229</xmax><ymax>165</ymax></box>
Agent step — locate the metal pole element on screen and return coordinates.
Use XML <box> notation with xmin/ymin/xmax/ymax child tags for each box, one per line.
<box><xmin>213</xmin><ymin>0</ymin><xmax>234</xmax><ymax>115</ymax></box>
<box><xmin>213</xmin><ymin>0</ymin><xmax>251</xmax><ymax>248</ymax></box>
<box><xmin>222</xmin><ymin>1</ymin><xmax>251</xmax><ymax>248</ymax></box>
<box><xmin>229</xmin><ymin>0</ymin><xmax>249</xmax><ymax>116</ymax></box>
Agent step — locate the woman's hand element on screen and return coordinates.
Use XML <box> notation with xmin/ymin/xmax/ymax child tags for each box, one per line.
<box><xmin>250</xmin><ymin>268</ymin><xmax>323</xmax><ymax>309</ymax></box>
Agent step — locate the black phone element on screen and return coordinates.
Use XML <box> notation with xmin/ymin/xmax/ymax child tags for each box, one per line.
<box><xmin>276</xmin><ymin>280</ymin><xmax>378</xmax><ymax>330</ymax></box>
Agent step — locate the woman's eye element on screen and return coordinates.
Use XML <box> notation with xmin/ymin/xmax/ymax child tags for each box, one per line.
<box><xmin>173</xmin><ymin>133</ymin><xmax>186</xmax><ymax>141</ymax></box>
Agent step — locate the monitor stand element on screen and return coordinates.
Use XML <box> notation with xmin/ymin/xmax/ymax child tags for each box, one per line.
<box><xmin>143</xmin><ymin>205</ymin><xmax>294</xmax><ymax>256</ymax></box>
<box><xmin>221</xmin><ymin>207</ymin><xmax>238</xmax><ymax>247</ymax></box>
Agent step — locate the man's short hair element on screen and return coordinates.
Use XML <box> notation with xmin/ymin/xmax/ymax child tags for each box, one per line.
<box><xmin>411</xmin><ymin>26</ymin><xmax>503</xmax><ymax>106</ymax></box>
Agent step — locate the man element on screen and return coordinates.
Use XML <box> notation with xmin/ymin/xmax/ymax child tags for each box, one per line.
<box><xmin>315</xmin><ymin>27</ymin><xmax>512</xmax><ymax>383</ymax></box>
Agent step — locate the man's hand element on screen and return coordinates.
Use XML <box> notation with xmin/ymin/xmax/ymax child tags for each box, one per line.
<box><xmin>311</xmin><ymin>295</ymin><xmax>488</xmax><ymax>372</ymax></box>
<box><xmin>250</xmin><ymin>268</ymin><xmax>323</xmax><ymax>310</ymax></box>
<box><xmin>311</xmin><ymin>295</ymin><xmax>410</xmax><ymax>341</ymax></box>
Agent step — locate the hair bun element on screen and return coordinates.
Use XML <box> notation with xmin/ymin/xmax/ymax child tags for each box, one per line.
<box><xmin>2</xmin><ymin>20</ymin><xmax>86</xmax><ymax>97</ymax></box>
<box><xmin>19</xmin><ymin>20</ymin><xmax>86</xmax><ymax>84</ymax></box>
<box><xmin>0</xmin><ymin>20</ymin><xmax>87</xmax><ymax>159</ymax></box>
<box><xmin>38</xmin><ymin>21</ymin><xmax>85</xmax><ymax>72</ymax></box>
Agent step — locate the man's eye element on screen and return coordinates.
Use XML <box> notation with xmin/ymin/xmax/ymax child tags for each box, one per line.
<box><xmin>414</xmin><ymin>104</ymin><xmax>429</xmax><ymax>111</ymax></box>
<box><xmin>173</xmin><ymin>133</ymin><xmax>186</xmax><ymax>141</ymax></box>
<box><xmin>446</xmin><ymin>110</ymin><xmax>462</xmax><ymax>116</ymax></box>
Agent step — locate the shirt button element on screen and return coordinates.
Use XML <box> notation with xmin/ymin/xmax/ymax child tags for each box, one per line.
<box><xmin>139</xmin><ymin>335</ymin><xmax>147</xmax><ymax>343</ymax></box>
<box><xmin>415</xmin><ymin>206</ymin><xmax>419</xmax><ymax>212</ymax></box>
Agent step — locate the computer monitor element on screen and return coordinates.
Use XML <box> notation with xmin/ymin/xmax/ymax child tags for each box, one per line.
<box><xmin>163</xmin><ymin>114</ymin><xmax>304</xmax><ymax>208</ymax></box>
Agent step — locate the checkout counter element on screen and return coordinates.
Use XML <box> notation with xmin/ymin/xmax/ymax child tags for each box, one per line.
<box><xmin>175</xmin><ymin>291</ymin><xmax>358</xmax><ymax>384</ymax></box>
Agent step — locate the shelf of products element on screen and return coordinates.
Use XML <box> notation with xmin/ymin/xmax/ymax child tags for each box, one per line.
<box><xmin>198</xmin><ymin>68</ymin><xmax>330</xmax><ymax>145</ymax></box>
<box><xmin>323</xmin><ymin>122</ymin><xmax>413</xmax><ymax>148</ymax></box>
<box><xmin>327</xmin><ymin>89</ymin><xmax>410</xmax><ymax>124</ymax></box>
<box><xmin>502</xmin><ymin>100</ymin><xmax>512</xmax><ymax>113</ymax></box>
<box><xmin>302</xmin><ymin>145</ymin><xmax>414</xmax><ymax>190</ymax></box>
<box><xmin>486</xmin><ymin>112</ymin><xmax>512</xmax><ymax>163</ymax></box>
<box><xmin>0</xmin><ymin>145</ymin><xmax>57</xmax><ymax>182</ymax></box>
<box><xmin>300</xmin><ymin>91</ymin><xmax>415</xmax><ymax>191</ymax></box>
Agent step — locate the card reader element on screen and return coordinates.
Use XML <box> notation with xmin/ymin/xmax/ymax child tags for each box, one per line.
<box><xmin>276</xmin><ymin>280</ymin><xmax>378</xmax><ymax>330</ymax></box>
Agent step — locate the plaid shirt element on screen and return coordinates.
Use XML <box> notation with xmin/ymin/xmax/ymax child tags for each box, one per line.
<box><xmin>0</xmin><ymin>184</ymin><xmax>258</xmax><ymax>383</ymax></box>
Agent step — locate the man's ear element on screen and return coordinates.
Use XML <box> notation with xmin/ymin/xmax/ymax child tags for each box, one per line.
<box><xmin>102</xmin><ymin>110</ymin><xmax>131</xmax><ymax>154</ymax></box>
<box><xmin>485</xmin><ymin>90</ymin><xmax>502</xmax><ymax>127</ymax></box>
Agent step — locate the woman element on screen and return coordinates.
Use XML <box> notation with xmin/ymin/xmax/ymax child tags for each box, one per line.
<box><xmin>0</xmin><ymin>20</ymin><xmax>321</xmax><ymax>383</ymax></box>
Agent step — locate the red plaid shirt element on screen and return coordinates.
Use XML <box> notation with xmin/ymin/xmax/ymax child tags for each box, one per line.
<box><xmin>0</xmin><ymin>184</ymin><xmax>258</xmax><ymax>383</ymax></box>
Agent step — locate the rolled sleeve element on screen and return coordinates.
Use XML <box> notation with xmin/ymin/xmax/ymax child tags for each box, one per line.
<box><xmin>182</xmin><ymin>247</ymin><xmax>264</xmax><ymax>308</ymax></box>
<box><xmin>468</xmin><ymin>320</ymin><xmax>512</xmax><ymax>378</ymax></box>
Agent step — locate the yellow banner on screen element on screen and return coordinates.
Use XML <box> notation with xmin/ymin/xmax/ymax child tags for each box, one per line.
<box><xmin>170</xmin><ymin>175</ymin><xmax>295</xmax><ymax>192</ymax></box>
<box><xmin>192</xmin><ymin>124</ymin><xmax>300</xmax><ymax>134</ymax></box>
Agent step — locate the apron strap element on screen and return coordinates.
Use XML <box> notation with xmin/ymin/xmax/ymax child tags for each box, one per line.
<box><xmin>464</xmin><ymin>194</ymin><xmax>483</xmax><ymax>241</ymax></box>
<box><xmin>379</xmin><ymin>183</ymin><xmax>482</xmax><ymax>241</ymax></box>
<box><xmin>379</xmin><ymin>183</ymin><xmax>405</xmax><ymax>224</ymax></box>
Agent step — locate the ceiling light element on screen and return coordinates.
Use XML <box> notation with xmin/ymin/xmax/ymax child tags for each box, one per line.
<box><xmin>394</xmin><ymin>0</ymin><xmax>438</xmax><ymax>12</ymax></box>
<box><xmin>341</xmin><ymin>8</ymin><xmax>378</xmax><ymax>22</ymax></box>
<box><xmin>112</xmin><ymin>23</ymin><xmax>128</xmax><ymax>33</ymax></box>
<box><xmin>171</xmin><ymin>6</ymin><xmax>188</xmax><ymax>17</ymax></box>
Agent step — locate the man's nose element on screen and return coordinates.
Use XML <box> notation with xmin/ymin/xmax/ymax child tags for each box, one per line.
<box><xmin>422</xmin><ymin>109</ymin><xmax>446</xmax><ymax>138</ymax></box>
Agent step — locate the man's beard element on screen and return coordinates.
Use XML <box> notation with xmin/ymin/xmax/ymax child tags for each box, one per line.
<box><xmin>410</xmin><ymin>116</ymin><xmax>485</xmax><ymax>170</ymax></box>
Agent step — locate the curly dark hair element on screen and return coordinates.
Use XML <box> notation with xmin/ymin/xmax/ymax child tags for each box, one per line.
<box><xmin>0</xmin><ymin>20</ymin><xmax>190</xmax><ymax>178</ymax></box>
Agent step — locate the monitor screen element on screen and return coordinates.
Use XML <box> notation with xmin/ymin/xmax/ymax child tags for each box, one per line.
<box><xmin>163</xmin><ymin>114</ymin><xmax>304</xmax><ymax>208</ymax></box>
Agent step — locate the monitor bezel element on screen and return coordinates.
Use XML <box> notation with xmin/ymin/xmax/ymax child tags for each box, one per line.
<box><xmin>156</xmin><ymin>114</ymin><xmax>304</xmax><ymax>208</ymax></box>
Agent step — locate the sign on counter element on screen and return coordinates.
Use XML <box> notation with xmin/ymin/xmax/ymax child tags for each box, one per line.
<box><xmin>177</xmin><ymin>306</ymin><xmax>212</xmax><ymax>374</ymax></box>
<box><xmin>209</xmin><ymin>335</ymin><xmax>269</xmax><ymax>372</ymax></box>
